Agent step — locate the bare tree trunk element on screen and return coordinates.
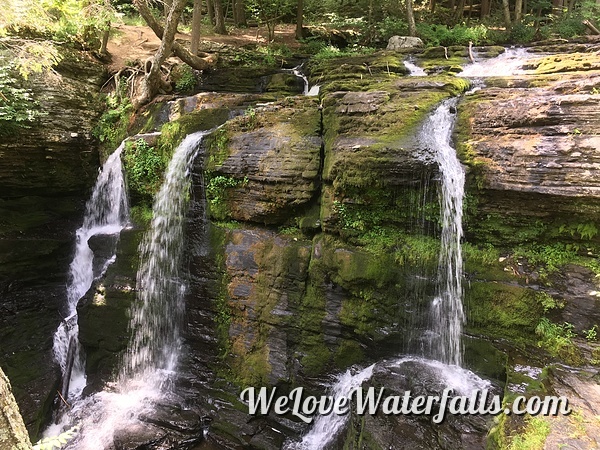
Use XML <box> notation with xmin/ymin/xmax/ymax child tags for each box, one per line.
<box><xmin>583</xmin><ymin>19</ymin><xmax>600</xmax><ymax>33</ymax></box>
<box><xmin>164</xmin><ymin>0</ymin><xmax>172</xmax><ymax>16</ymax></box>
<box><xmin>514</xmin><ymin>0</ymin><xmax>523</xmax><ymax>22</ymax></box>
<box><xmin>207</xmin><ymin>0</ymin><xmax>215</xmax><ymax>24</ymax></box>
<box><xmin>502</xmin><ymin>0</ymin><xmax>512</xmax><ymax>28</ymax></box>
<box><xmin>480</xmin><ymin>0</ymin><xmax>491</xmax><ymax>18</ymax></box>
<box><xmin>235</xmin><ymin>0</ymin><xmax>246</xmax><ymax>26</ymax></box>
<box><xmin>135</xmin><ymin>0</ymin><xmax>186</xmax><ymax>108</ymax></box>
<box><xmin>454</xmin><ymin>0</ymin><xmax>465</xmax><ymax>20</ymax></box>
<box><xmin>407</xmin><ymin>0</ymin><xmax>417</xmax><ymax>36</ymax></box>
<box><xmin>135</xmin><ymin>0</ymin><xmax>216</xmax><ymax>70</ymax></box>
<box><xmin>99</xmin><ymin>24</ymin><xmax>110</xmax><ymax>55</ymax></box>
<box><xmin>0</xmin><ymin>368</ymin><xmax>32</xmax><ymax>450</ymax></box>
<box><xmin>191</xmin><ymin>0</ymin><xmax>202</xmax><ymax>55</ymax></box>
<box><xmin>430</xmin><ymin>0</ymin><xmax>437</xmax><ymax>13</ymax></box>
<box><xmin>295</xmin><ymin>0</ymin><xmax>304</xmax><ymax>39</ymax></box>
<box><xmin>213</xmin><ymin>0</ymin><xmax>226</xmax><ymax>34</ymax></box>
<box><xmin>567</xmin><ymin>0</ymin><xmax>576</xmax><ymax>12</ymax></box>
<box><xmin>467</xmin><ymin>0</ymin><xmax>474</xmax><ymax>24</ymax></box>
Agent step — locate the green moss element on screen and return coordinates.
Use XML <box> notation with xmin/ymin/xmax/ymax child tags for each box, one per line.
<box><xmin>534</xmin><ymin>53</ymin><xmax>600</xmax><ymax>74</ymax></box>
<box><xmin>334</xmin><ymin>340</ymin><xmax>365</xmax><ymax>368</ymax></box>
<box><xmin>466</xmin><ymin>282</ymin><xmax>543</xmax><ymax>345</ymax></box>
<box><xmin>507</xmin><ymin>416</ymin><xmax>551</xmax><ymax>450</ymax></box>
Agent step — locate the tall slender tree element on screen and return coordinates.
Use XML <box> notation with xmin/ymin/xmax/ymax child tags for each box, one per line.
<box><xmin>296</xmin><ymin>0</ymin><xmax>304</xmax><ymax>39</ymax></box>
<box><xmin>191</xmin><ymin>0</ymin><xmax>202</xmax><ymax>55</ymax></box>
<box><xmin>407</xmin><ymin>0</ymin><xmax>417</xmax><ymax>36</ymax></box>
<box><xmin>213</xmin><ymin>0</ymin><xmax>226</xmax><ymax>34</ymax></box>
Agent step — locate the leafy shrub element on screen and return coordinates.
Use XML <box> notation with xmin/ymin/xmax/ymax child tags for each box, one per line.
<box><xmin>123</xmin><ymin>138</ymin><xmax>165</xmax><ymax>203</ymax></box>
<box><xmin>509</xmin><ymin>23</ymin><xmax>537</xmax><ymax>43</ymax></box>
<box><xmin>92</xmin><ymin>86</ymin><xmax>132</xmax><ymax>150</ymax></box>
<box><xmin>172</xmin><ymin>64</ymin><xmax>197</xmax><ymax>92</ymax></box>
<box><xmin>0</xmin><ymin>63</ymin><xmax>45</xmax><ymax>135</ymax></box>
<box><xmin>416</xmin><ymin>23</ymin><xmax>488</xmax><ymax>46</ymax></box>
<box><xmin>374</xmin><ymin>17</ymin><xmax>409</xmax><ymax>41</ymax></box>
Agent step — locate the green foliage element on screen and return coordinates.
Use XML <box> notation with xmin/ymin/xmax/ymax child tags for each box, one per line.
<box><xmin>416</xmin><ymin>23</ymin><xmax>489</xmax><ymax>46</ymax></box>
<box><xmin>122</xmin><ymin>139</ymin><xmax>165</xmax><ymax>203</ymax></box>
<box><xmin>92</xmin><ymin>85</ymin><xmax>132</xmax><ymax>150</ymax></box>
<box><xmin>508</xmin><ymin>415</ymin><xmax>551</xmax><ymax>450</ymax></box>
<box><xmin>206</xmin><ymin>175</ymin><xmax>246</xmax><ymax>220</ymax></box>
<box><xmin>537</xmin><ymin>291</ymin><xmax>565</xmax><ymax>313</ymax></box>
<box><xmin>1</xmin><ymin>0</ymin><xmax>116</xmax><ymax>50</ymax></box>
<box><xmin>513</xmin><ymin>243</ymin><xmax>578</xmax><ymax>279</ymax></box>
<box><xmin>205</xmin><ymin>127</ymin><xmax>230</xmax><ymax>170</ymax></box>
<box><xmin>584</xmin><ymin>325</ymin><xmax>598</xmax><ymax>341</ymax></box>
<box><xmin>312</xmin><ymin>44</ymin><xmax>377</xmax><ymax>61</ymax></box>
<box><xmin>173</xmin><ymin>64</ymin><xmax>197</xmax><ymax>93</ymax></box>
<box><xmin>558</xmin><ymin>222</ymin><xmax>598</xmax><ymax>241</ymax></box>
<box><xmin>0</xmin><ymin>63</ymin><xmax>45</xmax><ymax>135</ymax></box>
<box><xmin>535</xmin><ymin>318</ymin><xmax>581</xmax><ymax>363</ymax></box>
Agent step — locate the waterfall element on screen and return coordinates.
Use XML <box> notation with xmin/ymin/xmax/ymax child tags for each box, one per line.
<box><xmin>45</xmin><ymin>131</ymin><xmax>206</xmax><ymax>449</ymax></box>
<box><xmin>119</xmin><ymin>130</ymin><xmax>207</xmax><ymax>389</ymax></box>
<box><xmin>288</xmin><ymin>65</ymin><xmax>321</xmax><ymax>96</ymax></box>
<box><xmin>421</xmin><ymin>98</ymin><xmax>465</xmax><ymax>367</ymax></box>
<box><xmin>52</xmin><ymin>143</ymin><xmax>129</xmax><ymax>401</ymax></box>
<box><xmin>458</xmin><ymin>47</ymin><xmax>531</xmax><ymax>77</ymax></box>
<box><xmin>285</xmin><ymin>365</ymin><xmax>376</xmax><ymax>450</ymax></box>
<box><xmin>404</xmin><ymin>60</ymin><xmax>427</xmax><ymax>76</ymax></box>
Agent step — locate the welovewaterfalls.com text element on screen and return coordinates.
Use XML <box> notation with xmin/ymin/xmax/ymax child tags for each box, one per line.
<box><xmin>240</xmin><ymin>387</ymin><xmax>571</xmax><ymax>424</ymax></box>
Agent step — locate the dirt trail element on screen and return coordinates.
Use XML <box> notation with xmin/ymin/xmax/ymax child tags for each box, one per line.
<box><xmin>106</xmin><ymin>23</ymin><xmax>301</xmax><ymax>72</ymax></box>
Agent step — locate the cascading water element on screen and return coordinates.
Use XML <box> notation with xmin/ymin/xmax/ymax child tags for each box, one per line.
<box><xmin>288</xmin><ymin>65</ymin><xmax>321</xmax><ymax>96</ymax></box>
<box><xmin>404</xmin><ymin>59</ymin><xmax>427</xmax><ymax>76</ymax></box>
<box><xmin>285</xmin><ymin>365</ymin><xmax>376</xmax><ymax>450</ymax></box>
<box><xmin>458</xmin><ymin>47</ymin><xmax>531</xmax><ymax>77</ymax></box>
<box><xmin>421</xmin><ymin>98</ymin><xmax>465</xmax><ymax>367</ymax></box>
<box><xmin>52</xmin><ymin>143</ymin><xmax>129</xmax><ymax>403</ymax></box>
<box><xmin>119</xmin><ymin>130</ymin><xmax>207</xmax><ymax>388</ymax></box>
<box><xmin>55</xmin><ymin>131</ymin><xmax>207</xmax><ymax>450</ymax></box>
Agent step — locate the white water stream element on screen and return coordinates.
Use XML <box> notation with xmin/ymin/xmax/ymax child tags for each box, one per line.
<box><xmin>44</xmin><ymin>132</ymin><xmax>206</xmax><ymax>449</ymax></box>
<box><xmin>404</xmin><ymin>59</ymin><xmax>427</xmax><ymax>76</ymax></box>
<box><xmin>422</xmin><ymin>98</ymin><xmax>465</xmax><ymax>367</ymax></box>
<box><xmin>289</xmin><ymin>65</ymin><xmax>321</xmax><ymax>96</ymax></box>
<box><xmin>52</xmin><ymin>143</ymin><xmax>129</xmax><ymax>403</ymax></box>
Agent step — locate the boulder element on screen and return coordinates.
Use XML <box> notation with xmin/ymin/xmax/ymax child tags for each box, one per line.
<box><xmin>387</xmin><ymin>35</ymin><xmax>425</xmax><ymax>51</ymax></box>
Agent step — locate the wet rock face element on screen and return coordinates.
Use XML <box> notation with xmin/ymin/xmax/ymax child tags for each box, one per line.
<box><xmin>340</xmin><ymin>361</ymin><xmax>500</xmax><ymax>450</ymax></box>
<box><xmin>0</xmin><ymin>46</ymin><xmax>105</xmax><ymax>435</ymax></box>
<box><xmin>205</xmin><ymin>99</ymin><xmax>323</xmax><ymax>224</ymax></box>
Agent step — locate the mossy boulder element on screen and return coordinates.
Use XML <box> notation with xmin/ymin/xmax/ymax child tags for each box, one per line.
<box><xmin>204</xmin><ymin>97</ymin><xmax>322</xmax><ymax>224</ymax></box>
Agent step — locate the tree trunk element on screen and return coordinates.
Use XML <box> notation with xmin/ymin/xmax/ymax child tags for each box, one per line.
<box><xmin>213</xmin><ymin>0</ymin><xmax>226</xmax><ymax>34</ymax></box>
<box><xmin>207</xmin><ymin>0</ymin><xmax>215</xmax><ymax>24</ymax></box>
<box><xmin>454</xmin><ymin>0</ymin><xmax>465</xmax><ymax>20</ymax></box>
<box><xmin>567</xmin><ymin>0</ymin><xmax>576</xmax><ymax>12</ymax></box>
<box><xmin>467</xmin><ymin>0</ymin><xmax>474</xmax><ymax>24</ymax></box>
<box><xmin>480</xmin><ymin>0</ymin><xmax>491</xmax><ymax>18</ymax></box>
<box><xmin>99</xmin><ymin>24</ymin><xmax>110</xmax><ymax>55</ymax></box>
<box><xmin>0</xmin><ymin>368</ymin><xmax>32</xmax><ymax>450</ymax></box>
<box><xmin>514</xmin><ymin>0</ymin><xmax>523</xmax><ymax>22</ymax></box>
<box><xmin>135</xmin><ymin>0</ymin><xmax>216</xmax><ymax>70</ymax></box>
<box><xmin>234</xmin><ymin>0</ymin><xmax>246</xmax><ymax>26</ymax></box>
<box><xmin>430</xmin><ymin>0</ymin><xmax>437</xmax><ymax>13</ymax></box>
<box><xmin>191</xmin><ymin>0</ymin><xmax>202</xmax><ymax>55</ymax></box>
<box><xmin>407</xmin><ymin>0</ymin><xmax>417</xmax><ymax>36</ymax></box>
<box><xmin>134</xmin><ymin>0</ymin><xmax>188</xmax><ymax>107</ymax></box>
<box><xmin>164</xmin><ymin>0</ymin><xmax>172</xmax><ymax>16</ymax></box>
<box><xmin>502</xmin><ymin>0</ymin><xmax>512</xmax><ymax>28</ymax></box>
<box><xmin>295</xmin><ymin>0</ymin><xmax>304</xmax><ymax>40</ymax></box>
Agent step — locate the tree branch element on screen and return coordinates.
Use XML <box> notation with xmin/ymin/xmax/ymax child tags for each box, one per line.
<box><xmin>133</xmin><ymin>0</ymin><xmax>217</xmax><ymax>70</ymax></box>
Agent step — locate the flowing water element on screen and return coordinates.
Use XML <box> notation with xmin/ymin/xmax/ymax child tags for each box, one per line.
<box><xmin>119</xmin><ymin>131</ymin><xmax>207</xmax><ymax>388</ymax></box>
<box><xmin>458</xmin><ymin>47</ymin><xmax>532</xmax><ymax>77</ymax></box>
<box><xmin>289</xmin><ymin>65</ymin><xmax>321</xmax><ymax>96</ymax></box>
<box><xmin>285</xmin><ymin>364</ymin><xmax>376</xmax><ymax>450</ymax></box>
<box><xmin>45</xmin><ymin>132</ymin><xmax>206</xmax><ymax>448</ymax></box>
<box><xmin>404</xmin><ymin>59</ymin><xmax>427</xmax><ymax>76</ymax></box>
<box><xmin>421</xmin><ymin>98</ymin><xmax>465</xmax><ymax>366</ymax></box>
<box><xmin>51</xmin><ymin>143</ymin><xmax>129</xmax><ymax>403</ymax></box>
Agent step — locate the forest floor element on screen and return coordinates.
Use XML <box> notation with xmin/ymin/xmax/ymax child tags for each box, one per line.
<box><xmin>106</xmin><ymin>23</ymin><xmax>302</xmax><ymax>72</ymax></box>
